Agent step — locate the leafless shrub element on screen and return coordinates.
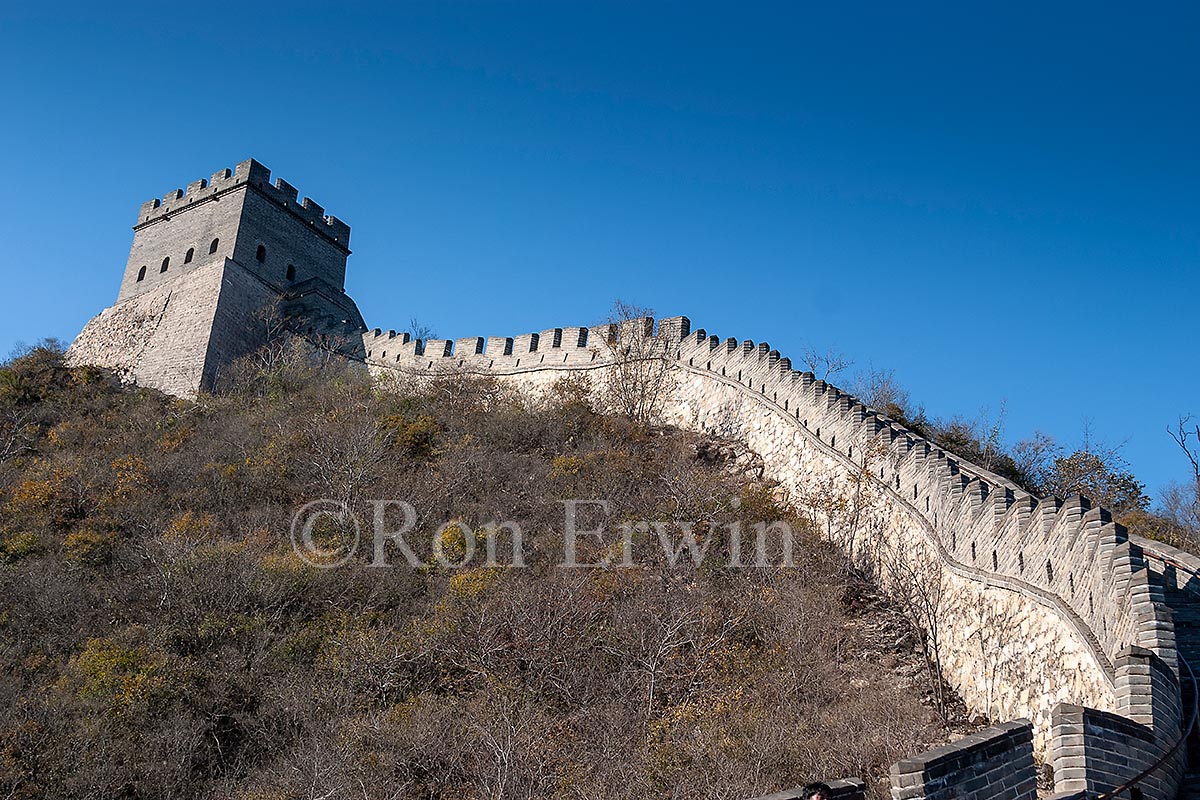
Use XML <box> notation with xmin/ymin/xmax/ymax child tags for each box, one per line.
<box><xmin>596</xmin><ymin>300</ymin><xmax>675</xmax><ymax>427</ymax></box>
<box><xmin>800</xmin><ymin>344</ymin><xmax>854</xmax><ymax>382</ymax></box>
<box><xmin>407</xmin><ymin>317</ymin><xmax>437</xmax><ymax>341</ymax></box>
<box><xmin>1162</xmin><ymin>416</ymin><xmax>1200</xmax><ymax>547</ymax></box>
<box><xmin>851</xmin><ymin>367</ymin><xmax>912</xmax><ymax>420</ymax></box>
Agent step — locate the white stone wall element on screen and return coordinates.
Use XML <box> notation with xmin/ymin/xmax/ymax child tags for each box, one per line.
<box><xmin>360</xmin><ymin>318</ymin><xmax>1183</xmax><ymax>750</ymax></box>
<box><xmin>667</xmin><ymin>366</ymin><xmax>1117</xmax><ymax>739</ymax></box>
<box><xmin>450</xmin><ymin>359</ymin><xmax>1117</xmax><ymax>743</ymax></box>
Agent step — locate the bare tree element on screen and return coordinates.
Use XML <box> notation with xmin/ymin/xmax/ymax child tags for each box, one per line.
<box><xmin>851</xmin><ymin>367</ymin><xmax>912</xmax><ymax>419</ymax></box>
<box><xmin>961</xmin><ymin>584</ymin><xmax>1023</xmax><ymax>724</ymax></box>
<box><xmin>1168</xmin><ymin>415</ymin><xmax>1200</xmax><ymax>489</ymax></box>
<box><xmin>800</xmin><ymin>344</ymin><xmax>854</xmax><ymax>382</ymax></box>
<box><xmin>799</xmin><ymin>434</ymin><xmax>888</xmax><ymax>568</ymax></box>
<box><xmin>596</xmin><ymin>300</ymin><xmax>675</xmax><ymax>426</ymax></box>
<box><xmin>975</xmin><ymin>401</ymin><xmax>1008</xmax><ymax>475</ymax></box>
<box><xmin>877</xmin><ymin>532</ymin><xmax>950</xmax><ymax>718</ymax></box>
<box><xmin>0</xmin><ymin>407</ymin><xmax>36</xmax><ymax>463</ymax></box>
<box><xmin>407</xmin><ymin>317</ymin><xmax>437</xmax><ymax>342</ymax></box>
<box><xmin>299</xmin><ymin>389</ymin><xmax>392</xmax><ymax>511</ymax></box>
<box><xmin>1011</xmin><ymin>431</ymin><xmax>1061</xmax><ymax>493</ymax></box>
<box><xmin>1164</xmin><ymin>415</ymin><xmax>1200</xmax><ymax>540</ymax></box>
<box><xmin>792</xmin><ymin>432</ymin><xmax>954</xmax><ymax>715</ymax></box>
<box><xmin>214</xmin><ymin>300</ymin><xmax>314</xmax><ymax>389</ymax></box>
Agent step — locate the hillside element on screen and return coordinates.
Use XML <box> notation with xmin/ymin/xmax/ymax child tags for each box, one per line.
<box><xmin>0</xmin><ymin>343</ymin><xmax>961</xmax><ymax>800</ymax></box>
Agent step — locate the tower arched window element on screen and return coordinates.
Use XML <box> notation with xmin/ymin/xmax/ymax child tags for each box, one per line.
<box><xmin>286</xmin><ymin>264</ymin><xmax>295</xmax><ymax>281</ymax></box>
<box><xmin>137</xmin><ymin>266</ymin><xmax>147</xmax><ymax>282</ymax></box>
<box><xmin>160</xmin><ymin>257</ymin><xmax>169</xmax><ymax>273</ymax></box>
<box><xmin>255</xmin><ymin>245</ymin><xmax>267</xmax><ymax>264</ymax></box>
<box><xmin>209</xmin><ymin>238</ymin><xmax>219</xmax><ymax>254</ymax></box>
<box><xmin>184</xmin><ymin>247</ymin><xmax>194</xmax><ymax>264</ymax></box>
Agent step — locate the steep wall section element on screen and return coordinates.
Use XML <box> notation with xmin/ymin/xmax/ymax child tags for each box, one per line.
<box><xmin>359</xmin><ymin>317</ymin><xmax>1185</xmax><ymax>799</ymax></box>
<box><xmin>69</xmin><ymin>260</ymin><xmax>230</xmax><ymax>397</ymax></box>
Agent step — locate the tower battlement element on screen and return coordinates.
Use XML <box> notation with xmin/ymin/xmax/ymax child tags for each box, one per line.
<box><xmin>136</xmin><ymin>158</ymin><xmax>350</xmax><ymax>250</ymax></box>
<box><xmin>117</xmin><ymin>158</ymin><xmax>358</xmax><ymax>305</ymax></box>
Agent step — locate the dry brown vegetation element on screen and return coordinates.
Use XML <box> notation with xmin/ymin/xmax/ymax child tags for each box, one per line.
<box><xmin>0</xmin><ymin>342</ymin><xmax>952</xmax><ymax>800</ymax></box>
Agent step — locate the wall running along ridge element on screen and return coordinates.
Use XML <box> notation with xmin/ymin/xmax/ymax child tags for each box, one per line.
<box><xmin>66</xmin><ymin>159</ymin><xmax>1193</xmax><ymax>798</ymax></box>
<box><xmin>360</xmin><ymin>318</ymin><xmax>1187</xmax><ymax>800</ymax></box>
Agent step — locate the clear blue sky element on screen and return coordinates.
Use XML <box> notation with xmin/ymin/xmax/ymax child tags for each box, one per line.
<box><xmin>0</xmin><ymin>2</ymin><xmax>1196</xmax><ymax>499</ymax></box>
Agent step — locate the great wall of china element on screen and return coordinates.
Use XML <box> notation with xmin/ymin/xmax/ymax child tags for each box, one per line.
<box><xmin>66</xmin><ymin>160</ymin><xmax>1200</xmax><ymax>799</ymax></box>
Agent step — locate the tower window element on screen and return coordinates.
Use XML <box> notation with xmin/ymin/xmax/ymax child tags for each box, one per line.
<box><xmin>286</xmin><ymin>264</ymin><xmax>295</xmax><ymax>281</ymax></box>
<box><xmin>184</xmin><ymin>247</ymin><xmax>194</xmax><ymax>264</ymax></box>
<box><xmin>137</xmin><ymin>266</ymin><xmax>146</xmax><ymax>282</ymax></box>
<box><xmin>209</xmin><ymin>238</ymin><xmax>219</xmax><ymax>254</ymax></box>
<box><xmin>255</xmin><ymin>245</ymin><xmax>267</xmax><ymax>263</ymax></box>
<box><xmin>160</xmin><ymin>257</ymin><xmax>169</xmax><ymax>273</ymax></box>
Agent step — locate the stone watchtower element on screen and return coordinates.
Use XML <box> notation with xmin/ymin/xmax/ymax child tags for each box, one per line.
<box><xmin>68</xmin><ymin>159</ymin><xmax>366</xmax><ymax>396</ymax></box>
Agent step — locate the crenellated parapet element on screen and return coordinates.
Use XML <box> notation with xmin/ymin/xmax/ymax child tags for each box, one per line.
<box><xmin>359</xmin><ymin>315</ymin><xmax>1170</xmax><ymax>671</ymax></box>
<box><xmin>135</xmin><ymin>158</ymin><xmax>350</xmax><ymax>250</ymax></box>
<box><xmin>666</xmin><ymin>321</ymin><xmax>1173</xmax><ymax>672</ymax></box>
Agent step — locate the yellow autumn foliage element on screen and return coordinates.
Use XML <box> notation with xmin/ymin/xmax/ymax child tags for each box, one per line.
<box><xmin>70</xmin><ymin>637</ymin><xmax>163</xmax><ymax>711</ymax></box>
<box><xmin>64</xmin><ymin>527</ymin><xmax>117</xmax><ymax>565</ymax></box>
<box><xmin>163</xmin><ymin>510</ymin><xmax>218</xmax><ymax>543</ymax></box>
